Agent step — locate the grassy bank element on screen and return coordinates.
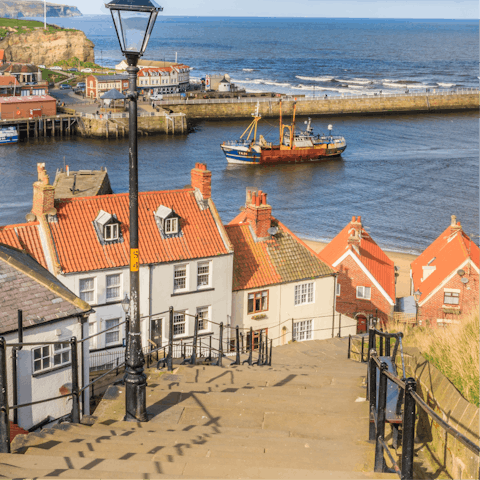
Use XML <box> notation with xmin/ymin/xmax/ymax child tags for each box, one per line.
<box><xmin>0</xmin><ymin>18</ymin><xmax>77</xmax><ymax>37</ymax></box>
<box><xmin>393</xmin><ymin>312</ymin><xmax>479</xmax><ymax>406</ymax></box>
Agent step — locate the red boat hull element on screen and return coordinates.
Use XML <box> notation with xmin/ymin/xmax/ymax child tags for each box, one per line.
<box><xmin>259</xmin><ymin>146</ymin><xmax>345</xmax><ymax>164</ymax></box>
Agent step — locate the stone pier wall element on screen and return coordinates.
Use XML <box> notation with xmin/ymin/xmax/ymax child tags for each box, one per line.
<box><xmin>167</xmin><ymin>93</ymin><xmax>479</xmax><ymax>119</ymax></box>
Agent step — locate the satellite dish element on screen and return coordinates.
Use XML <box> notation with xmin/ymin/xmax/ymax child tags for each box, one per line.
<box><xmin>461</xmin><ymin>277</ymin><xmax>469</xmax><ymax>284</ymax></box>
<box><xmin>25</xmin><ymin>213</ymin><xmax>36</xmax><ymax>222</ymax></box>
<box><xmin>267</xmin><ymin>226</ymin><xmax>279</xmax><ymax>236</ymax></box>
<box><xmin>47</xmin><ymin>207</ymin><xmax>57</xmax><ymax>216</ymax></box>
<box><xmin>457</xmin><ymin>269</ymin><xmax>465</xmax><ymax>277</ymax></box>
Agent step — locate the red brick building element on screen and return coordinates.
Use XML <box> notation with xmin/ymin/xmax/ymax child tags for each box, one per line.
<box><xmin>86</xmin><ymin>74</ymin><xmax>129</xmax><ymax>99</ymax></box>
<box><xmin>0</xmin><ymin>95</ymin><xmax>56</xmax><ymax>120</ymax></box>
<box><xmin>320</xmin><ymin>216</ymin><xmax>396</xmax><ymax>333</ymax></box>
<box><xmin>411</xmin><ymin>215</ymin><xmax>479</xmax><ymax>327</ymax></box>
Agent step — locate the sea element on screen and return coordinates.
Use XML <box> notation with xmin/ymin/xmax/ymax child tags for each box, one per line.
<box><xmin>1</xmin><ymin>16</ymin><xmax>478</xmax><ymax>254</ymax></box>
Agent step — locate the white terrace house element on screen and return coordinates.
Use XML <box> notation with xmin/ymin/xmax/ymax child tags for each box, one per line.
<box><xmin>17</xmin><ymin>162</ymin><xmax>233</xmax><ymax>369</ymax></box>
<box><xmin>137</xmin><ymin>65</ymin><xmax>190</xmax><ymax>95</ymax></box>
<box><xmin>225</xmin><ymin>189</ymin><xmax>344</xmax><ymax>348</ymax></box>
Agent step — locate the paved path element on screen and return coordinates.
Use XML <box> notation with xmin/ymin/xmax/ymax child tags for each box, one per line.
<box><xmin>3</xmin><ymin>338</ymin><xmax>398</xmax><ymax>478</ymax></box>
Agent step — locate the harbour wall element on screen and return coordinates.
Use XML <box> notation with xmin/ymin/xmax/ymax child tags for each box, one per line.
<box><xmin>164</xmin><ymin>92</ymin><xmax>479</xmax><ymax>119</ymax></box>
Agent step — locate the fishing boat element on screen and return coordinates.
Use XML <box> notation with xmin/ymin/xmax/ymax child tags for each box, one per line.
<box><xmin>0</xmin><ymin>126</ymin><xmax>18</xmax><ymax>145</ymax></box>
<box><xmin>220</xmin><ymin>102</ymin><xmax>346</xmax><ymax>165</ymax></box>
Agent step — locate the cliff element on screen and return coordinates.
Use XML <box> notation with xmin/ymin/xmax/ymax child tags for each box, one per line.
<box><xmin>0</xmin><ymin>1</ymin><xmax>81</xmax><ymax>18</ymax></box>
<box><xmin>0</xmin><ymin>28</ymin><xmax>94</xmax><ymax>64</ymax></box>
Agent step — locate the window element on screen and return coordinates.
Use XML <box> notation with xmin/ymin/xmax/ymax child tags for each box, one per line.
<box><xmin>197</xmin><ymin>262</ymin><xmax>211</xmax><ymax>288</ymax></box>
<box><xmin>444</xmin><ymin>292</ymin><xmax>459</xmax><ymax>305</ymax></box>
<box><xmin>336</xmin><ymin>283</ymin><xmax>341</xmax><ymax>296</ymax></box>
<box><xmin>33</xmin><ymin>343</ymin><xmax>70</xmax><ymax>373</ymax></box>
<box><xmin>294</xmin><ymin>282</ymin><xmax>314</xmax><ymax>306</ymax></box>
<box><xmin>80</xmin><ymin>278</ymin><xmax>95</xmax><ymax>302</ymax></box>
<box><xmin>104</xmin><ymin>223</ymin><xmax>119</xmax><ymax>241</ymax></box>
<box><xmin>105</xmin><ymin>318</ymin><xmax>120</xmax><ymax>345</ymax></box>
<box><xmin>89</xmin><ymin>322</ymin><xmax>96</xmax><ymax>349</ymax></box>
<box><xmin>174</xmin><ymin>265</ymin><xmax>187</xmax><ymax>291</ymax></box>
<box><xmin>173</xmin><ymin>311</ymin><xmax>186</xmax><ymax>336</ymax></box>
<box><xmin>248</xmin><ymin>290</ymin><xmax>269</xmax><ymax>313</ymax></box>
<box><xmin>165</xmin><ymin>218</ymin><xmax>178</xmax><ymax>234</ymax></box>
<box><xmin>197</xmin><ymin>306</ymin><xmax>209</xmax><ymax>330</ymax></box>
<box><xmin>106</xmin><ymin>274</ymin><xmax>121</xmax><ymax>300</ymax></box>
<box><xmin>293</xmin><ymin>320</ymin><xmax>313</xmax><ymax>342</ymax></box>
<box><xmin>356</xmin><ymin>286</ymin><xmax>371</xmax><ymax>300</ymax></box>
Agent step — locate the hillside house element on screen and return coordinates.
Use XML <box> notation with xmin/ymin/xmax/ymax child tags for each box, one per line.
<box><xmin>225</xmin><ymin>189</ymin><xmax>344</xmax><ymax>348</ymax></box>
<box><xmin>410</xmin><ymin>215</ymin><xmax>479</xmax><ymax>327</ymax></box>
<box><xmin>320</xmin><ymin>216</ymin><xmax>396</xmax><ymax>333</ymax></box>
<box><xmin>0</xmin><ymin>243</ymin><xmax>92</xmax><ymax>430</ymax></box>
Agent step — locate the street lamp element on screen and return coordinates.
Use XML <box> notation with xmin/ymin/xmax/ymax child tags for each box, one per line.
<box><xmin>106</xmin><ymin>0</ymin><xmax>162</xmax><ymax>423</ymax></box>
<box><xmin>413</xmin><ymin>289</ymin><xmax>422</xmax><ymax>325</ymax></box>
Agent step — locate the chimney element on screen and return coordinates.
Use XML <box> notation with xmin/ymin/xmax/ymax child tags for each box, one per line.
<box><xmin>450</xmin><ymin>215</ymin><xmax>462</xmax><ymax>233</ymax></box>
<box><xmin>245</xmin><ymin>189</ymin><xmax>272</xmax><ymax>239</ymax></box>
<box><xmin>191</xmin><ymin>162</ymin><xmax>212</xmax><ymax>199</ymax></box>
<box><xmin>32</xmin><ymin>163</ymin><xmax>55</xmax><ymax>217</ymax></box>
<box><xmin>347</xmin><ymin>216</ymin><xmax>362</xmax><ymax>252</ymax></box>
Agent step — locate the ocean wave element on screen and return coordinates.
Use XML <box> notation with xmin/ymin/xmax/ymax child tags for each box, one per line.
<box><xmin>336</xmin><ymin>78</ymin><xmax>374</xmax><ymax>85</ymax></box>
<box><xmin>437</xmin><ymin>82</ymin><xmax>455</xmax><ymax>87</ymax></box>
<box><xmin>292</xmin><ymin>84</ymin><xmax>366</xmax><ymax>95</ymax></box>
<box><xmin>233</xmin><ymin>78</ymin><xmax>292</xmax><ymax>87</ymax></box>
<box><xmin>296</xmin><ymin>75</ymin><xmax>335</xmax><ymax>82</ymax></box>
<box><xmin>242</xmin><ymin>68</ymin><xmax>254</xmax><ymax>72</ymax></box>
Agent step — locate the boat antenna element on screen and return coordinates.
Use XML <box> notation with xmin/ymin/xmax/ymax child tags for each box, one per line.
<box><xmin>291</xmin><ymin>100</ymin><xmax>297</xmax><ymax>150</ymax></box>
<box><xmin>328</xmin><ymin>124</ymin><xmax>333</xmax><ymax>140</ymax></box>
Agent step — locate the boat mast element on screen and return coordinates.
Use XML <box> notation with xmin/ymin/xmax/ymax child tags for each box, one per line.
<box><xmin>290</xmin><ymin>101</ymin><xmax>296</xmax><ymax>150</ymax></box>
<box><xmin>279</xmin><ymin>100</ymin><xmax>282</xmax><ymax>146</ymax></box>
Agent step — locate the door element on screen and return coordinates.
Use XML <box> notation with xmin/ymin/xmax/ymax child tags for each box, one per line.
<box><xmin>150</xmin><ymin>318</ymin><xmax>162</xmax><ymax>348</ymax></box>
<box><xmin>356</xmin><ymin>315</ymin><xmax>367</xmax><ymax>334</ymax></box>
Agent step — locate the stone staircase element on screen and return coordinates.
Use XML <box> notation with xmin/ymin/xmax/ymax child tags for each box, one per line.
<box><xmin>2</xmin><ymin>338</ymin><xmax>398</xmax><ymax>479</ymax></box>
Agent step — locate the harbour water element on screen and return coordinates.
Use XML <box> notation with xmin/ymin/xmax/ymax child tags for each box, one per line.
<box><xmin>1</xmin><ymin>110</ymin><xmax>478</xmax><ymax>254</ymax></box>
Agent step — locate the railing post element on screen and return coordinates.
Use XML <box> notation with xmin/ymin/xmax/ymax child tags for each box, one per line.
<box><xmin>0</xmin><ymin>337</ymin><xmax>10</xmax><ymax>453</ymax></box>
<box><xmin>374</xmin><ymin>361</ymin><xmax>388</xmax><ymax>472</ymax></box>
<box><xmin>70</xmin><ymin>337</ymin><xmax>80</xmax><ymax>424</ymax></box>
<box><xmin>268</xmin><ymin>339</ymin><xmax>273</xmax><ymax>366</ymax></box>
<box><xmin>167</xmin><ymin>306</ymin><xmax>173</xmax><ymax>371</ymax></box>
<box><xmin>385</xmin><ymin>335</ymin><xmax>391</xmax><ymax>357</ymax></box>
<box><xmin>361</xmin><ymin>336</ymin><xmax>365</xmax><ymax>362</ymax></box>
<box><xmin>291</xmin><ymin>318</ymin><xmax>295</xmax><ymax>342</ymax></box>
<box><xmin>191</xmin><ymin>314</ymin><xmax>198</xmax><ymax>365</ymax></box>
<box><xmin>338</xmin><ymin>313</ymin><xmax>342</xmax><ymax>337</ymax></box>
<box><xmin>208</xmin><ymin>335</ymin><xmax>212</xmax><ymax>361</ymax></box>
<box><xmin>401</xmin><ymin>378</ymin><xmax>417</xmax><ymax>480</ymax></box>
<box><xmin>217</xmin><ymin>322</ymin><xmax>224</xmax><ymax>367</ymax></box>
<box><xmin>368</xmin><ymin>349</ymin><xmax>377</xmax><ymax>440</ymax></box>
<box><xmin>234</xmin><ymin>326</ymin><xmax>240</xmax><ymax>365</ymax></box>
<box><xmin>347</xmin><ymin>335</ymin><xmax>351</xmax><ymax>359</ymax></box>
<box><xmin>249</xmin><ymin>327</ymin><xmax>253</xmax><ymax>365</ymax></box>
<box><xmin>264</xmin><ymin>332</ymin><xmax>268</xmax><ymax>365</ymax></box>
<box><xmin>257</xmin><ymin>330</ymin><xmax>263</xmax><ymax>366</ymax></box>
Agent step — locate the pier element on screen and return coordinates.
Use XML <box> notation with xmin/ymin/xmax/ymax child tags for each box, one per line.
<box><xmin>0</xmin><ymin>114</ymin><xmax>77</xmax><ymax>140</ymax></box>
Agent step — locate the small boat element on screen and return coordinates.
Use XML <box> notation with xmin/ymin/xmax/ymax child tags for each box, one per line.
<box><xmin>0</xmin><ymin>127</ymin><xmax>18</xmax><ymax>145</ymax></box>
<box><xmin>220</xmin><ymin>102</ymin><xmax>346</xmax><ymax>165</ymax></box>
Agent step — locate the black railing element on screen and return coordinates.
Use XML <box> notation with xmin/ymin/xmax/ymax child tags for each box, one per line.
<box><xmin>365</xmin><ymin>327</ymin><xmax>480</xmax><ymax>480</ymax></box>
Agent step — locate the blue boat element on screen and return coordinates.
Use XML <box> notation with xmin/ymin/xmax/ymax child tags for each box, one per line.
<box><xmin>0</xmin><ymin>127</ymin><xmax>18</xmax><ymax>144</ymax></box>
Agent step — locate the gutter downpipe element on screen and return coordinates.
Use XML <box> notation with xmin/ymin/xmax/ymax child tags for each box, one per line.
<box><xmin>332</xmin><ymin>274</ymin><xmax>338</xmax><ymax>338</ymax></box>
<box><xmin>12</xmin><ymin>310</ymin><xmax>23</xmax><ymax>425</ymax></box>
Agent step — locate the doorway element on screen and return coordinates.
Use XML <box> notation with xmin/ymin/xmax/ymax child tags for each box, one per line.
<box><xmin>150</xmin><ymin>317</ymin><xmax>163</xmax><ymax>348</ymax></box>
<box><xmin>356</xmin><ymin>315</ymin><xmax>367</xmax><ymax>334</ymax></box>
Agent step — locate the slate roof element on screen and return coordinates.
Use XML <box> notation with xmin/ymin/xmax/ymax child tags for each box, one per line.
<box><xmin>411</xmin><ymin>223</ymin><xmax>479</xmax><ymax>303</ymax></box>
<box><xmin>100</xmin><ymin>88</ymin><xmax>126</xmax><ymax>100</ymax></box>
<box><xmin>49</xmin><ymin>189</ymin><xmax>230</xmax><ymax>274</ymax></box>
<box><xmin>0</xmin><ymin>244</ymin><xmax>91</xmax><ymax>335</ymax></box>
<box><xmin>94</xmin><ymin>74</ymin><xmax>128</xmax><ymax>82</ymax></box>
<box><xmin>225</xmin><ymin>215</ymin><xmax>335</xmax><ymax>291</ymax></box>
<box><xmin>0</xmin><ymin>222</ymin><xmax>47</xmax><ymax>269</ymax></box>
<box><xmin>320</xmin><ymin>218</ymin><xmax>396</xmax><ymax>301</ymax></box>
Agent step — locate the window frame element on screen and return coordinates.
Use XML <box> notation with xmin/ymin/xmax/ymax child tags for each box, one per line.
<box><xmin>32</xmin><ymin>343</ymin><xmax>71</xmax><ymax>375</ymax></box>
<box><xmin>356</xmin><ymin>286</ymin><xmax>372</xmax><ymax>300</ymax></box>
<box><xmin>197</xmin><ymin>261</ymin><xmax>211</xmax><ymax>289</ymax></box>
<box><xmin>197</xmin><ymin>306</ymin><xmax>210</xmax><ymax>331</ymax></box>
<box><xmin>336</xmin><ymin>283</ymin><xmax>341</xmax><ymax>296</ymax></box>
<box><xmin>293</xmin><ymin>319</ymin><xmax>313</xmax><ymax>342</ymax></box>
<box><xmin>173</xmin><ymin>310</ymin><xmax>187</xmax><ymax>337</ymax></box>
<box><xmin>88</xmin><ymin>322</ymin><xmax>97</xmax><ymax>349</ymax></box>
<box><xmin>104</xmin><ymin>223</ymin><xmax>119</xmax><ymax>241</ymax></box>
<box><xmin>104</xmin><ymin>318</ymin><xmax>121</xmax><ymax>346</ymax></box>
<box><xmin>106</xmin><ymin>273</ymin><xmax>122</xmax><ymax>301</ymax></box>
<box><xmin>443</xmin><ymin>291</ymin><xmax>460</xmax><ymax>305</ymax></box>
<box><xmin>165</xmin><ymin>217</ymin><xmax>178</xmax><ymax>235</ymax></box>
<box><xmin>294</xmin><ymin>282</ymin><xmax>315</xmax><ymax>306</ymax></box>
<box><xmin>247</xmin><ymin>290</ymin><xmax>269</xmax><ymax>314</ymax></box>
<box><xmin>79</xmin><ymin>277</ymin><xmax>95</xmax><ymax>303</ymax></box>
<box><xmin>173</xmin><ymin>264</ymin><xmax>188</xmax><ymax>292</ymax></box>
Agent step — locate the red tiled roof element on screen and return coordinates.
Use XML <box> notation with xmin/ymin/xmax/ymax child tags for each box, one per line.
<box><xmin>225</xmin><ymin>216</ymin><xmax>334</xmax><ymax>291</ymax></box>
<box><xmin>0</xmin><ymin>95</ymin><xmax>55</xmax><ymax>104</ymax></box>
<box><xmin>138</xmin><ymin>64</ymin><xmax>189</xmax><ymax>76</ymax></box>
<box><xmin>320</xmin><ymin>218</ymin><xmax>395</xmax><ymax>301</ymax></box>
<box><xmin>0</xmin><ymin>222</ymin><xmax>47</xmax><ymax>269</ymax></box>
<box><xmin>411</xmin><ymin>224</ymin><xmax>479</xmax><ymax>303</ymax></box>
<box><xmin>0</xmin><ymin>76</ymin><xmax>19</xmax><ymax>86</ymax></box>
<box><xmin>0</xmin><ymin>50</ymin><xmax>5</xmax><ymax>61</ymax></box>
<box><xmin>50</xmin><ymin>189</ymin><xmax>229</xmax><ymax>273</ymax></box>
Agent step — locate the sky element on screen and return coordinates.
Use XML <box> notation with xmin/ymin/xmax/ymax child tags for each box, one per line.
<box><xmin>68</xmin><ymin>0</ymin><xmax>478</xmax><ymax>20</ymax></box>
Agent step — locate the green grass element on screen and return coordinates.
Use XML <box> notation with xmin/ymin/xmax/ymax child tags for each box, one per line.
<box><xmin>52</xmin><ymin>57</ymin><xmax>100</xmax><ymax>69</ymax></box>
<box><xmin>0</xmin><ymin>18</ymin><xmax>77</xmax><ymax>38</ymax></box>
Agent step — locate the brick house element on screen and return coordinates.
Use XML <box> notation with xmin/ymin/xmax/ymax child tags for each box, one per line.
<box><xmin>320</xmin><ymin>216</ymin><xmax>396</xmax><ymax>333</ymax></box>
<box><xmin>86</xmin><ymin>74</ymin><xmax>129</xmax><ymax>99</ymax></box>
<box><xmin>0</xmin><ymin>95</ymin><xmax>56</xmax><ymax>120</ymax></box>
<box><xmin>225</xmin><ymin>189</ymin><xmax>345</xmax><ymax>348</ymax></box>
<box><xmin>411</xmin><ymin>215</ymin><xmax>479</xmax><ymax>327</ymax></box>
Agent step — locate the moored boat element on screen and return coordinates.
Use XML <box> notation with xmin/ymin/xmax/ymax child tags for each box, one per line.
<box><xmin>0</xmin><ymin>126</ymin><xmax>18</xmax><ymax>145</ymax></box>
<box><xmin>220</xmin><ymin>102</ymin><xmax>346</xmax><ymax>165</ymax></box>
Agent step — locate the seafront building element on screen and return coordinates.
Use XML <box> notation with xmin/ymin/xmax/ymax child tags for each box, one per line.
<box><xmin>225</xmin><ymin>189</ymin><xmax>347</xmax><ymax>347</ymax></box>
<box><xmin>320</xmin><ymin>216</ymin><xmax>396</xmax><ymax>332</ymax></box>
<box><xmin>410</xmin><ymin>215</ymin><xmax>479</xmax><ymax>326</ymax></box>
<box><xmin>0</xmin><ymin>242</ymin><xmax>92</xmax><ymax>429</ymax></box>
<box><xmin>138</xmin><ymin>65</ymin><xmax>190</xmax><ymax>95</ymax></box>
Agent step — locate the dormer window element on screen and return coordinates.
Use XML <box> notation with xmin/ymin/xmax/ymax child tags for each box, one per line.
<box><xmin>94</xmin><ymin>210</ymin><xmax>121</xmax><ymax>244</ymax></box>
<box><xmin>154</xmin><ymin>205</ymin><xmax>182</xmax><ymax>238</ymax></box>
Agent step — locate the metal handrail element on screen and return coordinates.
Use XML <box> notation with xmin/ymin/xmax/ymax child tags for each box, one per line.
<box><xmin>80</xmin><ymin>361</ymin><xmax>126</xmax><ymax>394</ymax></box>
<box><xmin>79</xmin><ymin>319</ymin><xmax>127</xmax><ymax>344</ymax></box>
<box><xmin>10</xmin><ymin>393</ymin><xmax>72</xmax><ymax>411</ymax></box>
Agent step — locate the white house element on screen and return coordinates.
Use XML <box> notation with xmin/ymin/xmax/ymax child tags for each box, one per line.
<box><xmin>137</xmin><ymin>64</ymin><xmax>190</xmax><ymax>95</ymax></box>
<box><xmin>225</xmin><ymin>189</ymin><xmax>342</xmax><ymax>348</ymax></box>
<box><xmin>0</xmin><ymin>243</ymin><xmax>92</xmax><ymax>431</ymax></box>
<box><xmin>14</xmin><ymin>162</ymin><xmax>233</xmax><ymax>368</ymax></box>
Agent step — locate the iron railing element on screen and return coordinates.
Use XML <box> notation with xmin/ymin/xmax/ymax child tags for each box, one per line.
<box><xmin>365</xmin><ymin>327</ymin><xmax>480</xmax><ymax>480</ymax></box>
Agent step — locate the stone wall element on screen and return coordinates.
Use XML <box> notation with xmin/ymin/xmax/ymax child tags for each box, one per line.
<box><xmin>168</xmin><ymin>93</ymin><xmax>479</xmax><ymax>119</ymax></box>
<box><xmin>403</xmin><ymin>347</ymin><xmax>479</xmax><ymax>479</ymax></box>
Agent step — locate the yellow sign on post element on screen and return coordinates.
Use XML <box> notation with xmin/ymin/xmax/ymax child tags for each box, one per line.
<box><xmin>130</xmin><ymin>248</ymin><xmax>139</xmax><ymax>272</ymax></box>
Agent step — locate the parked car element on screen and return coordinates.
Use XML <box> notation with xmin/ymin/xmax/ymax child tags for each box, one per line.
<box><xmin>77</xmin><ymin>82</ymin><xmax>86</xmax><ymax>88</ymax></box>
<box><xmin>81</xmin><ymin>68</ymin><xmax>93</xmax><ymax>73</ymax></box>
<box><xmin>51</xmin><ymin>66</ymin><xmax>63</xmax><ymax>71</ymax></box>
<box><xmin>38</xmin><ymin>64</ymin><xmax>46</xmax><ymax>69</ymax></box>
<box><xmin>67</xmin><ymin>68</ymin><xmax>78</xmax><ymax>72</ymax></box>
<box><xmin>60</xmin><ymin>83</ymin><xmax>71</xmax><ymax>90</ymax></box>
<box><xmin>150</xmin><ymin>93</ymin><xmax>163</xmax><ymax>101</ymax></box>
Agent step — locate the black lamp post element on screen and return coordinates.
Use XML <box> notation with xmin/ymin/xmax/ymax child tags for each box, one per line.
<box><xmin>106</xmin><ymin>0</ymin><xmax>162</xmax><ymax>422</ymax></box>
<box><xmin>413</xmin><ymin>289</ymin><xmax>422</xmax><ymax>325</ymax></box>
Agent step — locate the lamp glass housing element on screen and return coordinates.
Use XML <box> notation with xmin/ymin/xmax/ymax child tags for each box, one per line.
<box><xmin>121</xmin><ymin>293</ymin><xmax>130</xmax><ymax>313</ymax></box>
<box><xmin>413</xmin><ymin>289</ymin><xmax>422</xmax><ymax>303</ymax></box>
<box><xmin>105</xmin><ymin>0</ymin><xmax>162</xmax><ymax>56</ymax></box>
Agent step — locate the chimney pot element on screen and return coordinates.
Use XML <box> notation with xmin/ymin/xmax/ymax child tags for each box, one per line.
<box><xmin>351</xmin><ymin>216</ymin><xmax>355</xmax><ymax>222</ymax></box>
<box><xmin>451</xmin><ymin>215</ymin><xmax>456</xmax><ymax>227</ymax></box>
<box><xmin>191</xmin><ymin>163</ymin><xmax>212</xmax><ymax>199</ymax></box>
